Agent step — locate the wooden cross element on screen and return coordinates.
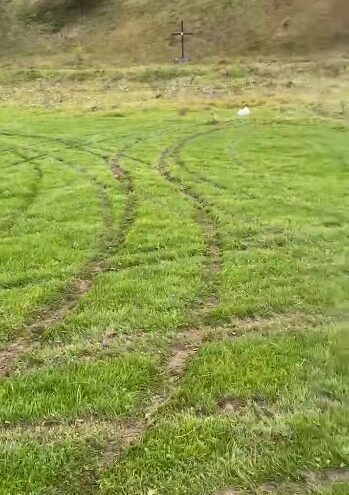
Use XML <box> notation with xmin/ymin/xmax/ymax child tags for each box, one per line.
<box><xmin>171</xmin><ymin>21</ymin><xmax>194</xmax><ymax>60</ymax></box>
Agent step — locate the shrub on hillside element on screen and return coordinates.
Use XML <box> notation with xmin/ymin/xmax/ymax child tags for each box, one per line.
<box><xmin>18</xmin><ymin>0</ymin><xmax>103</xmax><ymax>31</ymax></box>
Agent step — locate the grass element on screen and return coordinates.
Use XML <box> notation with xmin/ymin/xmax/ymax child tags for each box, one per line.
<box><xmin>100</xmin><ymin>412</ymin><xmax>348</xmax><ymax>495</ymax></box>
<box><xmin>170</xmin><ymin>324</ymin><xmax>349</xmax><ymax>414</ymax></box>
<box><xmin>0</xmin><ymin>423</ymin><xmax>113</xmax><ymax>495</ymax></box>
<box><xmin>100</xmin><ymin>326</ymin><xmax>349</xmax><ymax>495</ymax></box>
<box><xmin>0</xmin><ymin>353</ymin><xmax>162</xmax><ymax>423</ymax></box>
<box><xmin>0</xmin><ymin>61</ymin><xmax>348</xmax><ymax>494</ymax></box>
<box><xmin>0</xmin><ymin>144</ymin><xmax>105</xmax><ymax>337</ymax></box>
<box><xmin>48</xmin><ymin>124</ymin><xmax>206</xmax><ymax>339</ymax></box>
<box><xmin>171</xmin><ymin>120</ymin><xmax>349</xmax><ymax>319</ymax></box>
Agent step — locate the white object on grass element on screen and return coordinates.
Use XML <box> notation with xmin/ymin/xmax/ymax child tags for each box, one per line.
<box><xmin>237</xmin><ymin>106</ymin><xmax>251</xmax><ymax>117</ymax></box>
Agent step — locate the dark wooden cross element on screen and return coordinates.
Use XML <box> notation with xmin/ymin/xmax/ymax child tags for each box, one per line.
<box><xmin>171</xmin><ymin>21</ymin><xmax>194</xmax><ymax>60</ymax></box>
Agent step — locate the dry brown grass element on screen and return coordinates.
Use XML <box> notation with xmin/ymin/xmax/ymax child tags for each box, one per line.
<box><xmin>2</xmin><ymin>0</ymin><xmax>349</xmax><ymax>63</ymax></box>
<box><xmin>0</xmin><ymin>59</ymin><xmax>348</xmax><ymax>119</ymax></box>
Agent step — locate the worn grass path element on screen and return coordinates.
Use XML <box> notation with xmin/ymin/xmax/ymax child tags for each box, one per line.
<box><xmin>0</xmin><ymin>109</ymin><xmax>348</xmax><ymax>495</ymax></box>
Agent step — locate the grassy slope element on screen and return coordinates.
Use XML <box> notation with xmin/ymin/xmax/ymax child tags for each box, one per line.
<box><xmin>2</xmin><ymin>0</ymin><xmax>349</xmax><ymax>63</ymax></box>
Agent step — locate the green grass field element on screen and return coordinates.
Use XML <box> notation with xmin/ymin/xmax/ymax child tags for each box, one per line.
<box><xmin>0</xmin><ymin>63</ymin><xmax>348</xmax><ymax>494</ymax></box>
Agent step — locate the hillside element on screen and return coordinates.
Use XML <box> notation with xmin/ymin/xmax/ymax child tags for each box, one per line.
<box><xmin>1</xmin><ymin>0</ymin><xmax>349</xmax><ymax>64</ymax></box>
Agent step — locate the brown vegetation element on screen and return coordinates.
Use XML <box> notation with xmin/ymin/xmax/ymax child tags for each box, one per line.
<box><xmin>1</xmin><ymin>0</ymin><xmax>348</xmax><ymax>63</ymax></box>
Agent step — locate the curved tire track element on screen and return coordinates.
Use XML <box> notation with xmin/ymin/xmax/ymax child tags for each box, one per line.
<box><xmin>0</xmin><ymin>145</ymin><xmax>137</xmax><ymax>377</ymax></box>
<box><xmin>27</xmin><ymin>148</ymin><xmax>137</xmax><ymax>328</ymax></box>
<box><xmin>79</xmin><ymin>126</ymin><xmax>231</xmax><ymax>489</ymax></box>
<box><xmin>158</xmin><ymin>126</ymin><xmax>226</xmax><ymax>325</ymax></box>
<box><xmin>0</xmin><ymin>152</ymin><xmax>45</xmax><ymax>233</ymax></box>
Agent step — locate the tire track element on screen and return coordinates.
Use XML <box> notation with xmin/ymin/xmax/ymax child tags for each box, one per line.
<box><xmin>0</xmin><ymin>146</ymin><xmax>137</xmax><ymax>377</ymax></box>
<box><xmin>216</xmin><ymin>467</ymin><xmax>349</xmax><ymax>495</ymax></box>
<box><xmin>0</xmin><ymin>133</ymin><xmax>110</xmax><ymax>232</ymax></box>
<box><xmin>23</xmin><ymin>155</ymin><xmax>118</xmax><ymax>334</ymax></box>
<box><xmin>1</xmin><ymin>126</ymin><xmax>199</xmax><ymax>381</ymax></box>
<box><xmin>0</xmin><ymin>136</ymin><xmax>106</xmax><ymax>235</ymax></box>
<box><xmin>0</xmin><ymin>153</ymin><xmax>109</xmax><ymax>375</ymax></box>
<box><xmin>0</xmin><ymin>326</ymin><xmax>211</xmax><ymax>487</ymax></box>
<box><xmin>86</xmin><ymin>127</ymin><xmax>228</xmax><ymax>470</ymax></box>
<box><xmin>27</xmin><ymin>148</ymin><xmax>136</xmax><ymax>333</ymax></box>
<box><xmin>69</xmin><ymin>313</ymin><xmax>314</xmax><ymax>489</ymax></box>
<box><xmin>175</xmin><ymin>154</ymin><xmax>228</xmax><ymax>191</ymax></box>
<box><xmin>158</xmin><ymin>126</ymin><xmax>226</xmax><ymax>325</ymax></box>
<box><xmin>80</xmin><ymin>309</ymin><xmax>343</xmax><ymax>493</ymax></box>
<box><xmin>3</xmin><ymin>313</ymin><xmax>320</xmax><ymax>376</ymax></box>
<box><xmin>0</xmin><ymin>314</ymin><xmax>325</xmax><ymax>490</ymax></box>
<box><xmin>0</xmin><ymin>152</ymin><xmax>44</xmax><ymax>233</ymax></box>
<box><xmin>82</xmin><ymin>125</ymin><xmax>231</xmax><ymax>487</ymax></box>
<box><xmin>1</xmin><ymin>120</ymin><xmax>343</xmax><ymax>493</ymax></box>
<box><xmin>110</xmin><ymin>152</ymin><xmax>137</xmax><ymax>246</ymax></box>
<box><xmin>70</xmin><ymin>127</ymin><xmax>231</xmax><ymax>491</ymax></box>
<box><xmin>3</xmin><ymin>126</ymin><xmax>213</xmax><ymax>479</ymax></box>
